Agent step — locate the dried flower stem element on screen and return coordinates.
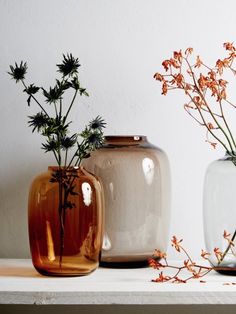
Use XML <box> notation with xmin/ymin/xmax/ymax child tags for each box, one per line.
<box><xmin>149</xmin><ymin>232</ymin><xmax>236</xmax><ymax>284</ymax></box>
<box><xmin>154</xmin><ymin>43</ymin><xmax>236</xmax><ymax>153</ymax></box>
<box><xmin>154</xmin><ymin>43</ymin><xmax>236</xmax><ymax>268</ymax></box>
<box><xmin>184</xmin><ymin>57</ymin><xmax>235</xmax><ymax>152</ymax></box>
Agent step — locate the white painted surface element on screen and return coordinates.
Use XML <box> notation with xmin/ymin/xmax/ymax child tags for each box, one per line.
<box><xmin>1</xmin><ymin>259</ymin><xmax>236</xmax><ymax>305</ymax></box>
<box><xmin>1</xmin><ymin>0</ymin><xmax>236</xmax><ymax>260</ymax></box>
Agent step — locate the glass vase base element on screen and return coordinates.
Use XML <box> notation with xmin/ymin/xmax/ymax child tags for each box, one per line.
<box><xmin>35</xmin><ymin>267</ymin><xmax>97</xmax><ymax>277</ymax></box>
<box><xmin>33</xmin><ymin>256</ymin><xmax>99</xmax><ymax>277</ymax></box>
<box><xmin>100</xmin><ymin>260</ymin><xmax>150</xmax><ymax>269</ymax></box>
<box><xmin>214</xmin><ymin>267</ymin><xmax>236</xmax><ymax>276</ymax></box>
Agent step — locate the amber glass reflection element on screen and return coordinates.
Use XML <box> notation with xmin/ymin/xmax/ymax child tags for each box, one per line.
<box><xmin>28</xmin><ymin>166</ymin><xmax>104</xmax><ymax>276</ymax></box>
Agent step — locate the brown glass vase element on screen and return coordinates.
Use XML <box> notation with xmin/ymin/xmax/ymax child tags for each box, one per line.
<box><xmin>83</xmin><ymin>135</ymin><xmax>171</xmax><ymax>267</ymax></box>
<box><xmin>28</xmin><ymin>166</ymin><xmax>104</xmax><ymax>276</ymax></box>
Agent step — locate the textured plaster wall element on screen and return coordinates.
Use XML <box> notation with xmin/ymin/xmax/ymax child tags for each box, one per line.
<box><xmin>0</xmin><ymin>0</ymin><xmax>235</xmax><ymax>259</ymax></box>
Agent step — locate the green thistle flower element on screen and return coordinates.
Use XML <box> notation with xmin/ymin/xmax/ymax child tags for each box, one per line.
<box><xmin>42</xmin><ymin>117</ymin><xmax>69</xmax><ymax>137</ymax></box>
<box><xmin>42</xmin><ymin>137</ymin><xmax>60</xmax><ymax>152</ymax></box>
<box><xmin>89</xmin><ymin>116</ymin><xmax>106</xmax><ymax>130</ymax></box>
<box><xmin>8</xmin><ymin>61</ymin><xmax>27</xmax><ymax>82</ymax></box>
<box><xmin>61</xmin><ymin>134</ymin><xmax>77</xmax><ymax>150</ymax></box>
<box><xmin>57</xmin><ymin>53</ymin><xmax>80</xmax><ymax>77</ymax></box>
<box><xmin>24</xmin><ymin>84</ymin><xmax>40</xmax><ymax>95</ymax></box>
<box><xmin>28</xmin><ymin>112</ymin><xmax>49</xmax><ymax>132</ymax></box>
<box><xmin>42</xmin><ymin>86</ymin><xmax>64</xmax><ymax>104</ymax></box>
<box><xmin>87</xmin><ymin>132</ymin><xmax>105</xmax><ymax>148</ymax></box>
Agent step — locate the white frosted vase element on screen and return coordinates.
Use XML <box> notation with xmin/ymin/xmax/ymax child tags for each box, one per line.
<box><xmin>83</xmin><ymin>136</ymin><xmax>171</xmax><ymax>267</ymax></box>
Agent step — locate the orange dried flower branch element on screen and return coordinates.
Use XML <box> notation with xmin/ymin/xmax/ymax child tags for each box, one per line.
<box><xmin>149</xmin><ymin>233</ymin><xmax>235</xmax><ymax>284</ymax></box>
<box><xmin>154</xmin><ymin>42</ymin><xmax>236</xmax><ymax>155</ymax></box>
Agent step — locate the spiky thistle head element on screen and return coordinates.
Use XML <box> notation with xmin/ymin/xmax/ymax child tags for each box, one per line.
<box><xmin>57</xmin><ymin>53</ymin><xmax>80</xmax><ymax>77</ymax></box>
<box><xmin>8</xmin><ymin>61</ymin><xmax>27</xmax><ymax>82</ymax></box>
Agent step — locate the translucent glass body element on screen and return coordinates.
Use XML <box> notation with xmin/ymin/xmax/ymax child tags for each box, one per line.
<box><xmin>203</xmin><ymin>155</ymin><xmax>236</xmax><ymax>274</ymax></box>
<box><xmin>83</xmin><ymin>136</ymin><xmax>171</xmax><ymax>267</ymax></box>
<box><xmin>28</xmin><ymin>166</ymin><xmax>104</xmax><ymax>276</ymax></box>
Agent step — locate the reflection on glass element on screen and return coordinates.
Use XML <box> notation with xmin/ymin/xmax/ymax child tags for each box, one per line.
<box><xmin>46</xmin><ymin>220</ymin><xmax>55</xmax><ymax>261</ymax></box>
<box><xmin>82</xmin><ymin>182</ymin><xmax>92</xmax><ymax>206</ymax></box>
<box><xmin>102</xmin><ymin>232</ymin><xmax>112</xmax><ymax>251</ymax></box>
<box><xmin>142</xmin><ymin>157</ymin><xmax>155</xmax><ymax>185</ymax></box>
<box><xmin>109</xmin><ymin>182</ymin><xmax>115</xmax><ymax>201</ymax></box>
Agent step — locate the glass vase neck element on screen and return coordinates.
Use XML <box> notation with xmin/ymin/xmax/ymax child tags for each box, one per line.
<box><xmin>225</xmin><ymin>151</ymin><xmax>236</xmax><ymax>157</ymax></box>
<box><xmin>48</xmin><ymin>166</ymin><xmax>81</xmax><ymax>171</ymax></box>
<box><xmin>104</xmin><ymin>135</ymin><xmax>147</xmax><ymax>146</ymax></box>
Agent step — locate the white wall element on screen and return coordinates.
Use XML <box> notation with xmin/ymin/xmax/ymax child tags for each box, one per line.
<box><xmin>0</xmin><ymin>0</ymin><xmax>234</xmax><ymax>260</ymax></box>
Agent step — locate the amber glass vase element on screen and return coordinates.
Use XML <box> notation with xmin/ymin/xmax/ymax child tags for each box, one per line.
<box><xmin>83</xmin><ymin>135</ymin><xmax>171</xmax><ymax>267</ymax></box>
<box><xmin>28</xmin><ymin>166</ymin><xmax>104</xmax><ymax>276</ymax></box>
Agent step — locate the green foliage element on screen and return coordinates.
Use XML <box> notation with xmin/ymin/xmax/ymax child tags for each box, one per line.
<box><xmin>9</xmin><ymin>54</ymin><xmax>106</xmax><ymax>168</ymax></box>
<box><xmin>42</xmin><ymin>137</ymin><xmax>60</xmax><ymax>152</ymax></box>
<box><xmin>24</xmin><ymin>84</ymin><xmax>40</xmax><ymax>106</ymax></box>
<box><xmin>69</xmin><ymin>76</ymin><xmax>89</xmax><ymax>96</ymax></box>
<box><xmin>61</xmin><ymin>134</ymin><xmax>77</xmax><ymax>150</ymax></box>
<box><xmin>42</xmin><ymin>86</ymin><xmax>64</xmax><ymax>104</ymax></box>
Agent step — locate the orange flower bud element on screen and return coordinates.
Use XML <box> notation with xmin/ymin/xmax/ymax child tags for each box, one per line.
<box><xmin>173</xmin><ymin>50</ymin><xmax>182</xmax><ymax>62</ymax></box>
<box><xmin>223</xmin><ymin>42</ymin><xmax>235</xmax><ymax>51</ymax></box>
<box><xmin>153</xmin><ymin>72</ymin><xmax>164</xmax><ymax>81</ymax></box>
<box><xmin>185</xmin><ymin>47</ymin><xmax>193</xmax><ymax>55</ymax></box>
<box><xmin>162</xmin><ymin>81</ymin><xmax>168</xmax><ymax>95</ymax></box>
<box><xmin>162</xmin><ymin>60</ymin><xmax>171</xmax><ymax>71</ymax></box>
<box><xmin>194</xmin><ymin>55</ymin><xmax>202</xmax><ymax>68</ymax></box>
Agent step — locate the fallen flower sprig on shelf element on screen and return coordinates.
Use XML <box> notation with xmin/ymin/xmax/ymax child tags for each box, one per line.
<box><xmin>148</xmin><ymin>232</ymin><xmax>236</xmax><ymax>284</ymax></box>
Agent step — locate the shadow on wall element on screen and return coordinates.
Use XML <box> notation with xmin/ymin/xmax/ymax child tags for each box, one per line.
<box><xmin>0</xmin><ymin>166</ymin><xmax>40</xmax><ymax>258</ymax></box>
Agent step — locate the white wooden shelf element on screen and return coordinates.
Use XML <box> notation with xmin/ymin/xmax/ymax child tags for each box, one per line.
<box><xmin>1</xmin><ymin>259</ymin><xmax>236</xmax><ymax>305</ymax></box>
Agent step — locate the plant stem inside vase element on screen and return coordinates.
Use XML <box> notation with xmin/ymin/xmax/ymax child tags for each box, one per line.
<box><xmin>58</xmin><ymin>177</ymin><xmax>64</xmax><ymax>268</ymax></box>
<box><xmin>216</xmin><ymin>158</ymin><xmax>236</xmax><ymax>272</ymax></box>
<box><xmin>56</xmin><ymin>168</ymin><xmax>79</xmax><ymax>269</ymax></box>
<box><xmin>216</xmin><ymin>229</ymin><xmax>236</xmax><ymax>275</ymax></box>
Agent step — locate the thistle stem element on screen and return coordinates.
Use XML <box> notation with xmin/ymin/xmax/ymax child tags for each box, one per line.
<box><xmin>58</xmin><ymin>170</ymin><xmax>64</xmax><ymax>268</ymax></box>
<box><xmin>54</xmin><ymin>103</ymin><xmax>58</xmax><ymax>117</ymax></box>
<box><xmin>64</xmin><ymin>149</ymin><xmax>68</xmax><ymax>167</ymax></box>
<box><xmin>21</xmin><ymin>80</ymin><xmax>50</xmax><ymax>118</ymax></box>
<box><xmin>52</xmin><ymin>149</ymin><xmax>60</xmax><ymax>164</ymax></box>
<box><xmin>59</xmin><ymin>98</ymin><xmax>62</xmax><ymax>119</ymax></box>
<box><xmin>64</xmin><ymin>90</ymin><xmax>78</xmax><ymax>121</ymax></box>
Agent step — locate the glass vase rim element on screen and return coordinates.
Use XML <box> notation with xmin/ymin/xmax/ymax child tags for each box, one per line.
<box><xmin>224</xmin><ymin>151</ymin><xmax>236</xmax><ymax>158</ymax></box>
<box><xmin>48</xmin><ymin>165</ymin><xmax>83</xmax><ymax>171</ymax></box>
<box><xmin>104</xmin><ymin>135</ymin><xmax>147</xmax><ymax>145</ymax></box>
